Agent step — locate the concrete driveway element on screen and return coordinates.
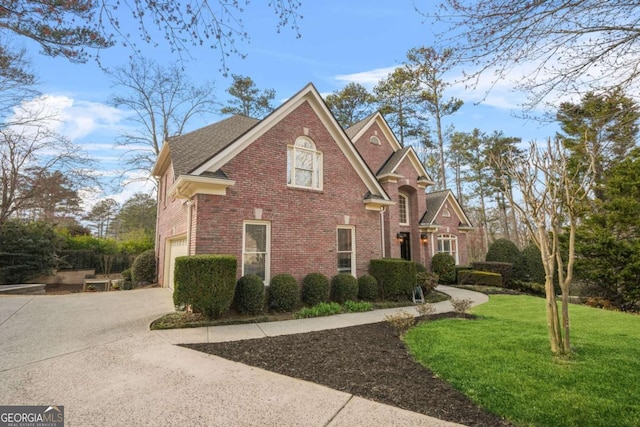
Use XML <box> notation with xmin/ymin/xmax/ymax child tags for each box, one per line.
<box><xmin>0</xmin><ymin>289</ymin><xmax>464</xmax><ymax>426</ymax></box>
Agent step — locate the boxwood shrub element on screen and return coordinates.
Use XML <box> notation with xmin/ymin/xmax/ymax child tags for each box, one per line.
<box><xmin>330</xmin><ymin>273</ymin><xmax>358</xmax><ymax>303</ymax></box>
<box><xmin>369</xmin><ymin>259</ymin><xmax>416</xmax><ymax>300</ymax></box>
<box><xmin>301</xmin><ymin>272</ymin><xmax>330</xmax><ymax>306</ymax></box>
<box><xmin>234</xmin><ymin>274</ymin><xmax>265</xmax><ymax>314</ymax></box>
<box><xmin>357</xmin><ymin>274</ymin><xmax>379</xmax><ymax>301</ymax></box>
<box><xmin>472</xmin><ymin>261</ymin><xmax>513</xmax><ymax>288</ymax></box>
<box><xmin>131</xmin><ymin>249</ymin><xmax>156</xmax><ymax>285</ymax></box>
<box><xmin>457</xmin><ymin>270</ymin><xmax>503</xmax><ymax>287</ymax></box>
<box><xmin>173</xmin><ymin>255</ymin><xmax>237</xmax><ymax>319</ymax></box>
<box><xmin>269</xmin><ymin>273</ymin><xmax>299</xmax><ymax>312</ymax></box>
<box><xmin>431</xmin><ymin>253</ymin><xmax>456</xmax><ymax>284</ymax></box>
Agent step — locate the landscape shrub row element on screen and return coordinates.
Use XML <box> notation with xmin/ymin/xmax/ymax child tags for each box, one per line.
<box><xmin>173</xmin><ymin>256</ymin><xmax>432</xmax><ymax>318</ymax></box>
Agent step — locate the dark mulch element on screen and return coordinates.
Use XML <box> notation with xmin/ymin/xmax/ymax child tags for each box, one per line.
<box><xmin>183</xmin><ymin>313</ymin><xmax>512</xmax><ymax>427</ymax></box>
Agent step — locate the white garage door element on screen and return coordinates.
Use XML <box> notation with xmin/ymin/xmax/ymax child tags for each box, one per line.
<box><xmin>166</xmin><ymin>237</ymin><xmax>188</xmax><ymax>289</ymax></box>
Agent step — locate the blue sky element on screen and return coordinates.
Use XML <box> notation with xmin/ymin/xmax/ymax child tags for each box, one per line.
<box><xmin>19</xmin><ymin>1</ymin><xmax>559</xmax><ymax>210</ymax></box>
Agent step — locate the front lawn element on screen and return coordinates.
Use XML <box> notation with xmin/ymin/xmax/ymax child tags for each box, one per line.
<box><xmin>404</xmin><ymin>295</ymin><xmax>640</xmax><ymax>427</ymax></box>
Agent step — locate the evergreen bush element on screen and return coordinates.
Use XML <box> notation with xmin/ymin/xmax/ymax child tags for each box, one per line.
<box><xmin>330</xmin><ymin>273</ymin><xmax>358</xmax><ymax>303</ymax></box>
<box><xmin>173</xmin><ymin>255</ymin><xmax>237</xmax><ymax>318</ymax></box>
<box><xmin>486</xmin><ymin>238</ymin><xmax>527</xmax><ymax>281</ymax></box>
<box><xmin>357</xmin><ymin>274</ymin><xmax>379</xmax><ymax>301</ymax></box>
<box><xmin>301</xmin><ymin>272</ymin><xmax>330</xmax><ymax>306</ymax></box>
<box><xmin>131</xmin><ymin>249</ymin><xmax>156</xmax><ymax>285</ymax></box>
<box><xmin>234</xmin><ymin>274</ymin><xmax>265</xmax><ymax>314</ymax></box>
<box><xmin>369</xmin><ymin>259</ymin><xmax>416</xmax><ymax>300</ymax></box>
<box><xmin>431</xmin><ymin>253</ymin><xmax>456</xmax><ymax>284</ymax></box>
<box><xmin>472</xmin><ymin>261</ymin><xmax>513</xmax><ymax>288</ymax></box>
<box><xmin>457</xmin><ymin>270</ymin><xmax>503</xmax><ymax>287</ymax></box>
<box><xmin>0</xmin><ymin>220</ymin><xmax>57</xmax><ymax>284</ymax></box>
<box><xmin>268</xmin><ymin>274</ymin><xmax>299</xmax><ymax>312</ymax></box>
<box><xmin>522</xmin><ymin>243</ymin><xmax>545</xmax><ymax>283</ymax></box>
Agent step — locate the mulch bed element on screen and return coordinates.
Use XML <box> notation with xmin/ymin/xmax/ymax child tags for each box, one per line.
<box><xmin>183</xmin><ymin>312</ymin><xmax>512</xmax><ymax>427</ymax></box>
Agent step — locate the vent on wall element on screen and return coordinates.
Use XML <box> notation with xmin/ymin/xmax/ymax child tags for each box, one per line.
<box><xmin>370</xmin><ymin>135</ymin><xmax>381</xmax><ymax>145</ymax></box>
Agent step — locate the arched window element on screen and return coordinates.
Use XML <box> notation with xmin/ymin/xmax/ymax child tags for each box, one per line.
<box><xmin>437</xmin><ymin>234</ymin><xmax>458</xmax><ymax>264</ymax></box>
<box><xmin>287</xmin><ymin>137</ymin><xmax>323</xmax><ymax>190</ymax></box>
<box><xmin>398</xmin><ymin>193</ymin><xmax>409</xmax><ymax>225</ymax></box>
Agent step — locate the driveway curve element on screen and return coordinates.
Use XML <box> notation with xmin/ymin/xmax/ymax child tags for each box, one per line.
<box><xmin>0</xmin><ymin>287</ymin><xmax>482</xmax><ymax>426</ymax></box>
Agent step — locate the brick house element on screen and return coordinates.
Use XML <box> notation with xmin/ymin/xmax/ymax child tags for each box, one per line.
<box><xmin>152</xmin><ymin>83</ymin><xmax>472</xmax><ymax>288</ymax></box>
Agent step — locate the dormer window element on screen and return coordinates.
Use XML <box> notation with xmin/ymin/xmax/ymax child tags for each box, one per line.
<box><xmin>287</xmin><ymin>136</ymin><xmax>323</xmax><ymax>190</ymax></box>
<box><xmin>399</xmin><ymin>193</ymin><xmax>409</xmax><ymax>225</ymax></box>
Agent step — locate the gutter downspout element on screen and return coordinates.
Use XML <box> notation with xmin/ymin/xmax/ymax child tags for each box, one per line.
<box><xmin>380</xmin><ymin>207</ymin><xmax>386</xmax><ymax>258</ymax></box>
<box><xmin>185</xmin><ymin>199</ymin><xmax>193</xmax><ymax>256</ymax></box>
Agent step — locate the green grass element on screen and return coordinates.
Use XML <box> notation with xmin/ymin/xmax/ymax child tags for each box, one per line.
<box><xmin>404</xmin><ymin>295</ymin><xmax>640</xmax><ymax>427</ymax></box>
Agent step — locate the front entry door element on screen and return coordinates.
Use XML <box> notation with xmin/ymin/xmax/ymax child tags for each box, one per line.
<box><xmin>399</xmin><ymin>232</ymin><xmax>411</xmax><ymax>260</ymax></box>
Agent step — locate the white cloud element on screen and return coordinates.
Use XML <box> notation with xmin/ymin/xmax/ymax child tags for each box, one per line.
<box><xmin>335</xmin><ymin>66</ymin><xmax>397</xmax><ymax>90</ymax></box>
<box><xmin>11</xmin><ymin>95</ymin><xmax>130</xmax><ymax>141</ymax></box>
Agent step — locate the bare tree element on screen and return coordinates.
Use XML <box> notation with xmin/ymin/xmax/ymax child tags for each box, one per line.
<box><xmin>406</xmin><ymin>46</ymin><xmax>463</xmax><ymax>189</ymax></box>
<box><xmin>108</xmin><ymin>57</ymin><xmax>217</xmax><ymax>184</ymax></box>
<box><xmin>431</xmin><ymin>1</ymin><xmax>640</xmax><ymax>106</ymax></box>
<box><xmin>0</xmin><ymin>119</ymin><xmax>92</xmax><ymax>226</ymax></box>
<box><xmin>492</xmin><ymin>138</ymin><xmax>595</xmax><ymax>355</ymax></box>
<box><xmin>0</xmin><ymin>1</ymin><xmax>302</xmax><ymax>72</ymax></box>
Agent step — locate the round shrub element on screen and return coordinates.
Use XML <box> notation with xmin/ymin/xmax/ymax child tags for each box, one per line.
<box><xmin>235</xmin><ymin>274</ymin><xmax>265</xmax><ymax>314</ymax></box>
<box><xmin>301</xmin><ymin>272</ymin><xmax>330</xmax><ymax>306</ymax></box>
<box><xmin>417</xmin><ymin>271</ymin><xmax>438</xmax><ymax>294</ymax></box>
<box><xmin>330</xmin><ymin>273</ymin><xmax>358</xmax><ymax>303</ymax></box>
<box><xmin>486</xmin><ymin>238</ymin><xmax>526</xmax><ymax>281</ymax></box>
<box><xmin>431</xmin><ymin>253</ymin><xmax>456</xmax><ymax>284</ymax></box>
<box><xmin>121</xmin><ymin>268</ymin><xmax>132</xmax><ymax>282</ymax></box>
<box><xmin>522</xmin><ymin>243</ymin><xmax>545</xmax><ymax>283</ymax></box>
<box><xmin>131</xmin><ymin>249</ymin><xmax>156</xmax><ymax>285</ymax></box>
<box><xmin>358</xmin><ymin>274</ymin><xmax>378</xmax><ymax>301</ymax></box>
<box><xmin>268</xmin><ymin>274</ymin><xmax>299</xmax><ymax>312</ymax></box>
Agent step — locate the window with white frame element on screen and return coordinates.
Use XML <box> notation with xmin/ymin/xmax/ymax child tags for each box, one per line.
<box><xmin>243</xmin><ymin>222</ymin><xmax>271</xmax><ymax>283</ymax></box>
<box><xmin>398</xmin><ymin>193</ymin><xmax>409</xmax><ymax>225</ymax></box>
<box><xmin>337</xmin><ymin>226</ymin><xmax>355</xmax><ymax>275</ymax></box>
<box><xmin>287</xmin><ymin>137</ymin><xmax>322</xmax><ymax>190</ymax></box>
<box><xmin>437</xmin><ymin>234</ymin><xmax>458</xmax><ymax>264</ymax></box>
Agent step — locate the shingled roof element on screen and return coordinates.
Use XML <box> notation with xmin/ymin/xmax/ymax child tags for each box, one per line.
<box><xmin>376</xmin><ymin>146</ymin><xmax>411</xmax><ymax>176</ymax></box>
<box><xmin>168</xmin><ymin>115</ymin><xmax>259</xmax><ymax>176</ymax></box>
<box><xmin>345</xmin><ymin>113</ymin><xmax>376</xmax><ymax>139</ymax></box>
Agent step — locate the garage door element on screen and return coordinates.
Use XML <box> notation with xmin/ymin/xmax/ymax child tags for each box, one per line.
<box><xmin>166</xmin><ymin>237</ymin><xmax>188</xmax><ymax>289</ymax></box>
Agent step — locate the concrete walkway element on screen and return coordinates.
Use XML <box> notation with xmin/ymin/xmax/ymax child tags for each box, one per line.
<box><xmin>0</xmin><ymin>285</ymin><xmax>487</xmax><ymax>427</ymax></box>
<box><xmin>156</xmin><ymin>285</ymin><xmax>488</xmax><ymax>344</ymax></box>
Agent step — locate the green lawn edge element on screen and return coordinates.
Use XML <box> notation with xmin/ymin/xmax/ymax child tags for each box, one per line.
<box><xmin>404</xmin><ymin>294</ymin><xmax>640</xmax><ymax>427</ymax></box>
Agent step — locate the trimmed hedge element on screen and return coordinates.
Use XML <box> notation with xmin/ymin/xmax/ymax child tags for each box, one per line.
<box><xmin>457</xmin><ymin>270</ymin><xmax>503</xmax><ymax>287</ymax></box>
<box><xmin>369</xmin><ymin>259</ymin><xmax>416</xmax><ymax>300</ymax></box>
<box><xmin>173</xmin><ymin>255</ymin><xmax>237</xmax><ymax>318</ymax></box>
<box><xmin>357</xmin><ymin>274</ymin><xmax>379</xmax><ymax>301</ymax></box>
<box><xmin>330</xmin><ymin>273</ymin><xmax>358</xmax><ymax>303</ymax></box>
<box><xmin>486</xmin><ymin>238</ymin><xmax>526</xmax><ymax>281</ymax></box>
<box><xmin>472</xmin><ymin>261</ymin><xmax>513</xmax><ymax>288</ymax></box>
<box><xmin>131</xmin><ymin>249</ymin><xmax>156</xmax><ymax>284</ymax></box>
<box><xmin>301</xmin><ymin>272</ymin><xmax>330</xmax><ymax>306</ymax></box>
<box><xmin>234</xmin><ymin>274</ymin><xmax>265</xmax><ymax>314</ymax></box>
<box><xmin>431</xmin><ymin>253</ymin><xmax>456</xmax><ymax>284</ymax></box>
<box><xmin>269</xmin><ymin>273</ymin><xmax>299</xmax><ymax>312</ymax></box>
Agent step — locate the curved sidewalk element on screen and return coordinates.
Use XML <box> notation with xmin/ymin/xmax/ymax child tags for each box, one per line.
<box><xmin>155</xmin><ymin>285</ymin><xmax>488</xmax><ymax>344</ymax></box>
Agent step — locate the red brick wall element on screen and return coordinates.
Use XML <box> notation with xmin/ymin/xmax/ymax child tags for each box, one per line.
<box><xmin>423</xmin><ymin>199</ymin><xmax>469</xmax><ymax>270</ymax></box>
<box><xmin>351</xmin><ymin>122</ymin><xmax>395</xmax><ymax>174</ymax></box>
<box><xmin>192</xmin><ymin>101</ymin><xmax>382</xmax><ymax>283</ymax></box>
<box><xmin>156</xmin><ymin>163</ymin><xmax>189</xmax><ymax>286</ymax></box>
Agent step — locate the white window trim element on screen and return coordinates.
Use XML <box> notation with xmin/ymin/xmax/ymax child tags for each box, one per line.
<box><xmin>399</xmin><ymin>193</ymin><xmax>409</xmax><ymax>226</ymax></box>
<box><xmin>337</xmin><ymin>226</ymin><xmax>356</xmax><ymax>276</ymax></box>
<box><xmin>242</xmin><ymin>221</ymin><xmax>271</xmax><ymax>285</ymax></box>
<box><xmin>437</xmin><ymin>233</ymin><xmax>459</xmax><ymax>264</ymax></box>
<box><xmin>287</xmin><ymin>136</ymin><xmax>323</xmax><ymax>190</ymax></box>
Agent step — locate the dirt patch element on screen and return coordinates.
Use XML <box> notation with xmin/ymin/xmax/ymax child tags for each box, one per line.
<box><xmin>184</xmin><ymin>313</ymin><xmax>512</xmax><ymax>427</ymax></box>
